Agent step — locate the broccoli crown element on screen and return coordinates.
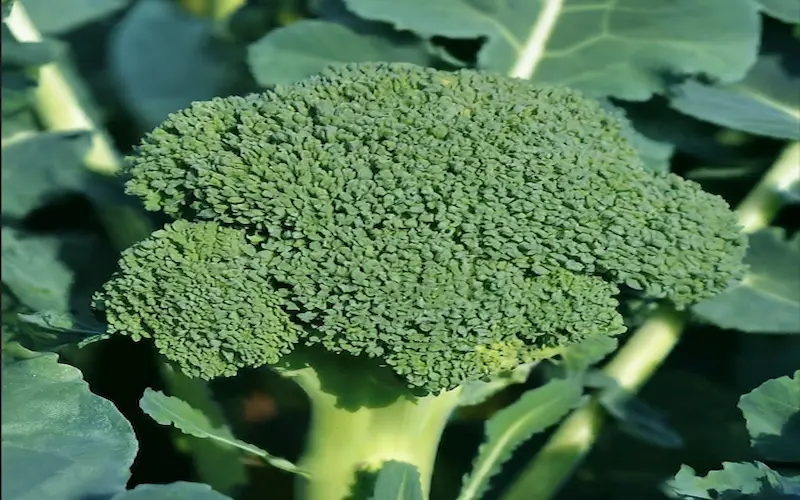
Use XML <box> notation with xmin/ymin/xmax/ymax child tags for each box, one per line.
<box><xmin>98</xmin><ymin>62</ymin><xmax>746</xmax><ymax>393</ymax></box>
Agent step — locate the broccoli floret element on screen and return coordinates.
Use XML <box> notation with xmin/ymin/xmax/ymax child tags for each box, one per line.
<box><xmin>96</xmin><ymin>62</ymin><xmax>746</xmax><ymax>499</ymax></box>
<box><xmin>107</xmin><ymin>62</ymin><xmax>745</xmax><ymax>391</ymax></box>
<box><xmin>96</xmin><ymin>220</ymin><xmax>301</xmax><ymax>379</ymax></box>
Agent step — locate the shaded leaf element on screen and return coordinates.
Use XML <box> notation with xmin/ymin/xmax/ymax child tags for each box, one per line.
<box><xmin>111</xmin><ymin>482</ymin><xmax>232</xmax><ymax>500</ymax></box>
<box><xmin>738</xmin><ymin>371</ymin><xmax>800</xmax><ymax>463</ymax></box>
<box><xmin>664</xmin><ymin>461</ymin><xmax>800</xmax><ymax>499</ymax></box>
<box><xmin>456</xmin><ymin>377</ymin><xmax>583</xmax><ymax>500</ymax></box>
<box><xmin>1</xmin><ymin>228</ymin><xmax>75</xmax><ymax>312</ymax></box>
<box><xmin>0</xmin><ymin>32</ymin><xmax>62</xmax><ymax>68</ymax></box>
<box><xmin>247</xmin><ymin>19</ymin><xmax>431</xmax><ymax>88</ymax></box>
<box><xmin>1</xmin><ymin>131</ymin><xmax>93</xmax><ymax>219</ymax></box>
<box><xmin>368</xmin><ymin>461</ymin><xmax>423</xmax><ymax>500</ymax></box>
<box><xmin>109</xmin><ymin>0</ymin><xmax>237</xmax><ymax>130</ymax></box>
<box><xmin>17</xmin><ymin>310</ymin><xmax>109</xmax><ymax>347</ymax></box>
<box><xmin>1</xmin><ymin>354</ymin><xmax>138</xmax><ymax>500</ymax></box>
<box><xmin>757</xmin><ymin>0</ymin><xmax>800</xmax><ymax>23</ymax></box>
<box><xmin>594</xmin><ymin>375</ymin><xmax>684</xmax><ymax>449</ymax></box>
<box><xmin>693</xmin><ymin>228</ymin><xmax>800</xmax><ymax>334</ymax></box>
<box><xmin>670</xmin><ymin>55</ymin><xmax>800</xmax><ymax>140</ymax></box>
<box><xmin>20</xmin><ymin>0</ymin><xmax>130</xmax><ymax>35</ymax></box>
<box><xmin>139</xmin><ymin>389</ymin><xmax>306</xmax><ymax>476</ymax></box>
<box><xmin>343</xmin><ymin>0</ymin><xmax>760</xmax><ymax>99</ymax></box>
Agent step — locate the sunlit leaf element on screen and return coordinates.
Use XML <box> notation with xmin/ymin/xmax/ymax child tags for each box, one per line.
<box><xmin>140</xmin><ymin>389</ymin><xmax>307</xmax><ymax>476</ymax></box>
<box><xmin>110</xmin><ymin>482</ymin><xmax>232</xmax><ymax>500</ymax></box>
<box><xmin>664</xmin><ymin>461</ymin><xmax>800</xmax><ymax>499</ymax></box>
<box><xmin>343</xmin><ymin>0</ymin><xmax>760</xmax><ymax>99</ymax></box>
<box><xmin>368</xmin><ymin>461</ymin><xmax>423</xmax><ymax>500</ymax></box>
<box><xmin>20</xmin><ymin>0</ymin><xmax>130</xmax><ymax>35</ymax></box>
<box><xmin>738</xmin><ymin>371</ymin><xmax>800</xmax><ymax>463</ymax></box>
<box><xmin>457</xmin><ymin>377</ymin><xmax>583</xmax><ymax>500</ymax></box>
<box><xmin>756</xmin><ymin>0</ymin><xmax>800</xmax><ymax>23</ymax></box>
<box><xmin>1</xmin><ymin>355</ymin><xmax>138</xmax><ymax>500</ymax></box>
<box><xmin>247</xmin><ymin>19</ymin><xmax>431</xmax><ymax>87</ymax></box>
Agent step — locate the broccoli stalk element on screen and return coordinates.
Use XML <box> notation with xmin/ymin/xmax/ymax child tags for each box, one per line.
<box><xmin>94</xmin><ymin>62</ymin><xmax>747</xmax><ymax>500</ymax></box>
<box><xmin>286</xmin><ymin>362</ymin><xmax>462</xmax><ymax>500</ymax></box>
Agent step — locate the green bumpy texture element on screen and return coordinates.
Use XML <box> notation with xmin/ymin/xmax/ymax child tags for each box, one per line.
<box><xmin>97</xmin><ymin>62</ymin><xmax>747</xmax><ymax>392</ymax></box>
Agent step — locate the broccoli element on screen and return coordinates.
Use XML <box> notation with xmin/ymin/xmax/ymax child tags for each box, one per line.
<box><xmin>94</xmin><ymin>62</ymin><xmax>747</xmax><ymax>500</ymax></box>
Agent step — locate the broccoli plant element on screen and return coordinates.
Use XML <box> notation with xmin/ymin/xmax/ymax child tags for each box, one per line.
<box><xmin>2</xmin><ymin>2</ymin><xmax>798</xmax><ymax>500</ymax></box>
<box><xmin>93</xmin><ymin>62</ymin><xmax>747</xmax><ymax>500</ymax></box>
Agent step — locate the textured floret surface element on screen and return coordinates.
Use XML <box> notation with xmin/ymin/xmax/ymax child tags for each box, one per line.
<box><xmin>98</xmin><ymin>62</ymin><xmax>747</xmax><ymax>392</ymax></box>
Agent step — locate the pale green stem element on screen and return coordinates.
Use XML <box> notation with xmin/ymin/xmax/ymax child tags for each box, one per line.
<box><xmin>500</xmin><ymin>141</ymin><xmax>799</xmax><ymax>500</ymax></box>
<box><xmin>285</xmin><ymin>367</ymin><xmax>463</xmax><ymax>500</ymax></box>
<box><xmin>5</xmin><ymin>3</ymin><xmax>246</xmax><ymax>493</ymax></box>
<box><xmin>179</xmin><ymin>0</ymin><xmax>245</xmax><ymax>20</ymax></box>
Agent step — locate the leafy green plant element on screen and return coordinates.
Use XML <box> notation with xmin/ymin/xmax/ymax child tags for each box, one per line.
<box><xmin>2</xmin><ymin>1</ymin><xmax>798</xmax><ymax>500</ymax></box>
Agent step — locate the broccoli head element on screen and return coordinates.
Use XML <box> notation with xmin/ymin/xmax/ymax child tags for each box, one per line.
<box><xmin>96</xmin><ymin>62</ymin><xmax>747</xmax><ymax>394</ymax></box>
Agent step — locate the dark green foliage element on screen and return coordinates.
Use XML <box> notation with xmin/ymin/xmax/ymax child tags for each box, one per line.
<box><xmin>98</xmin><ymin>63</ymin><xmax>746</xmax><ymax>393</ymax></box>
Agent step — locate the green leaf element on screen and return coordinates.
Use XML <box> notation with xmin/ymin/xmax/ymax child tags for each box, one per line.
<box><xmin>20</xmin><ymin>0</ymin><xmax>130</xmax><ymax>35</ymax></box>
<box><xmin>368</xmin><ymin>461</ymin><xmax>423</xmax><ymax>500</ymax></box>
<box><xmin>1</xmin><ymin>354</ymin><xmax>138</xmax><ymax>500</ymax></box>
<box><xmin>738</xmin><ymin>371</ymin><xmax>800</xmax><ymax>463</ymax></box>
<box><xmin>599</xmin><ymin>101</ymin><xmax>674</xmax><ymax>172</ymax></box>
<box><xmin>111</xmin><ymin>482</ymin><xmax>232</xmax><ymax>500</ymax></box>
<box><xmin>343</xmin><ymin>0</ymin><xmax>760</xmax><ymax>99</ymax></box>
<box><xmin>458</xmin><ymin>362</ymin><xmax>534</xmax><ymax>407</ymax></box>
<box><xmin>1</xmin><ymin>227</ymin><xmax>116</xmax><ymax>313</ymax></box>
<box><xmin>0</xmin><ymin>33</ymin><xmax>62</xmax><ymax>68</ymax></box>
<box><xmin>109</xmin><ymin>0</ymin><xmax>237</xmax><ymax>130</ymax></box>
<box><xmin>670</xmin><ymin>55</ymin><xmax>800</xmax><ymax>140</ymax></box>
<box><xmin>247</xmin><ymin>19</ymin><xmax>432</xmax><ymax>88</ymax></box>
<box><xmin>783</xmin><ymin>179</ymin><xmax>800</xmax><ymax>204</ymax></box>
<box><xmin>17</xmin><ymin>310</ymin><xmax>109</xmax><ymax>347</ymax></box>
<box><xmin>664</xmin><ymin>461</ymin><xmax>800</xmax><ymax>499</ymax></box>
<box><xmin>139</xmin><ymin>389</ymin><xmax>307</xmax><ymax>476</ymax></box>
<box><xmin>693</xmin><ymin>228</ymin><xmax>800</xmax><ymax>334</ymax></box>
<box><xmin>757</xmin><ymin>0</ymin><xmax>800</xmax><ymax>23</ymax></box>
<box><xmin>1</xmin><ymin>228</ymin><xmax>75</xmax><ymax>312</ymax></box>
<box><xmin>560</xmin><ymin>335</ymin><xmax>619</xmax><ymax>374</ymax></box>
<box><xmin>456</xmin><ymin>377</ymin><xmax>583</xmax><ymax>500</ymax></box>
<box><xmin>592</xmin><ymin>374</ymin><xmax>684</xmax><ymax>449</ymax></box>
<box><xmin>1</xmin><ymin>131</ymin><xmax>93</xmax><ymax>219</ymax></box>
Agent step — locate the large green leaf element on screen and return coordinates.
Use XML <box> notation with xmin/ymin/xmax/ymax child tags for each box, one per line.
<box><xmin>664</xmin><ymin>461</ymin><xmax>800</xmax><ymax>499</ymax></box>
<box><xmin>368</xmin><ymin>461</ymin><xmax>423</xmax><ymax>500</ymax></box>
<box><xmin>343</xmin><ymin>0</ymin><xmax>760</xmax><ymax>99</ymax></box>
<box><xmin>670</xmin><ymin>55</ymin><xmax>800</xmax><ymax>140</ymax></box>
<box><xmin>140</xmin><ymin>389</ymin><xmax>306</xmax><ymax>476</ymax></box>
<box><xmin>109</xmin><ymin>0</ymin><xmax>238</xmax><ymax>130</ymax></box>
<box><xmin>692</xmin><ymin>228</ymin><xmax>800</xmax><ymax>334</ymax></box>
<box><xmin>757</xmin><ymin>0</ymin><xmax>800</xmax><ymax>23</ymax></box>
<box><xmin>111</xmin><ymin>482</ymin><xmax>231</xmax><ymax>500</ymax></box>
<box><xmin>247</xmin><ymin>19</ymin><xmax>431</xmax><ymax>87</ymax></box>
<box><xmin>20</xmin><ymin>0</ymin><xmax>130</xmax><ymax>35</ymax></box>
<box><xmin>1</xmin><ymin>131</ymin><xmax>92</xmax><ymax>220</ymax></box>
<box><xmin>456</xmin><ymin>377</ymin><xmax>583</xmax><ymax>500</ymax></box>
<box><xmin>1</xmin><ymin>354</ymin><xmax>138</xmax><ymax>500</ymax></box>
<box><xmin>738</xmin><ymin>371</ymin><xmax>800</xmax><ymax>463</ymax></box>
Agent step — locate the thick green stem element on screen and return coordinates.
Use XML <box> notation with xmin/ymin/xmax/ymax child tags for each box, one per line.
<box><xmin>285</xmin><ymin>366</ymin><xmax>462</xmax><ymax>500</ymax></box>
